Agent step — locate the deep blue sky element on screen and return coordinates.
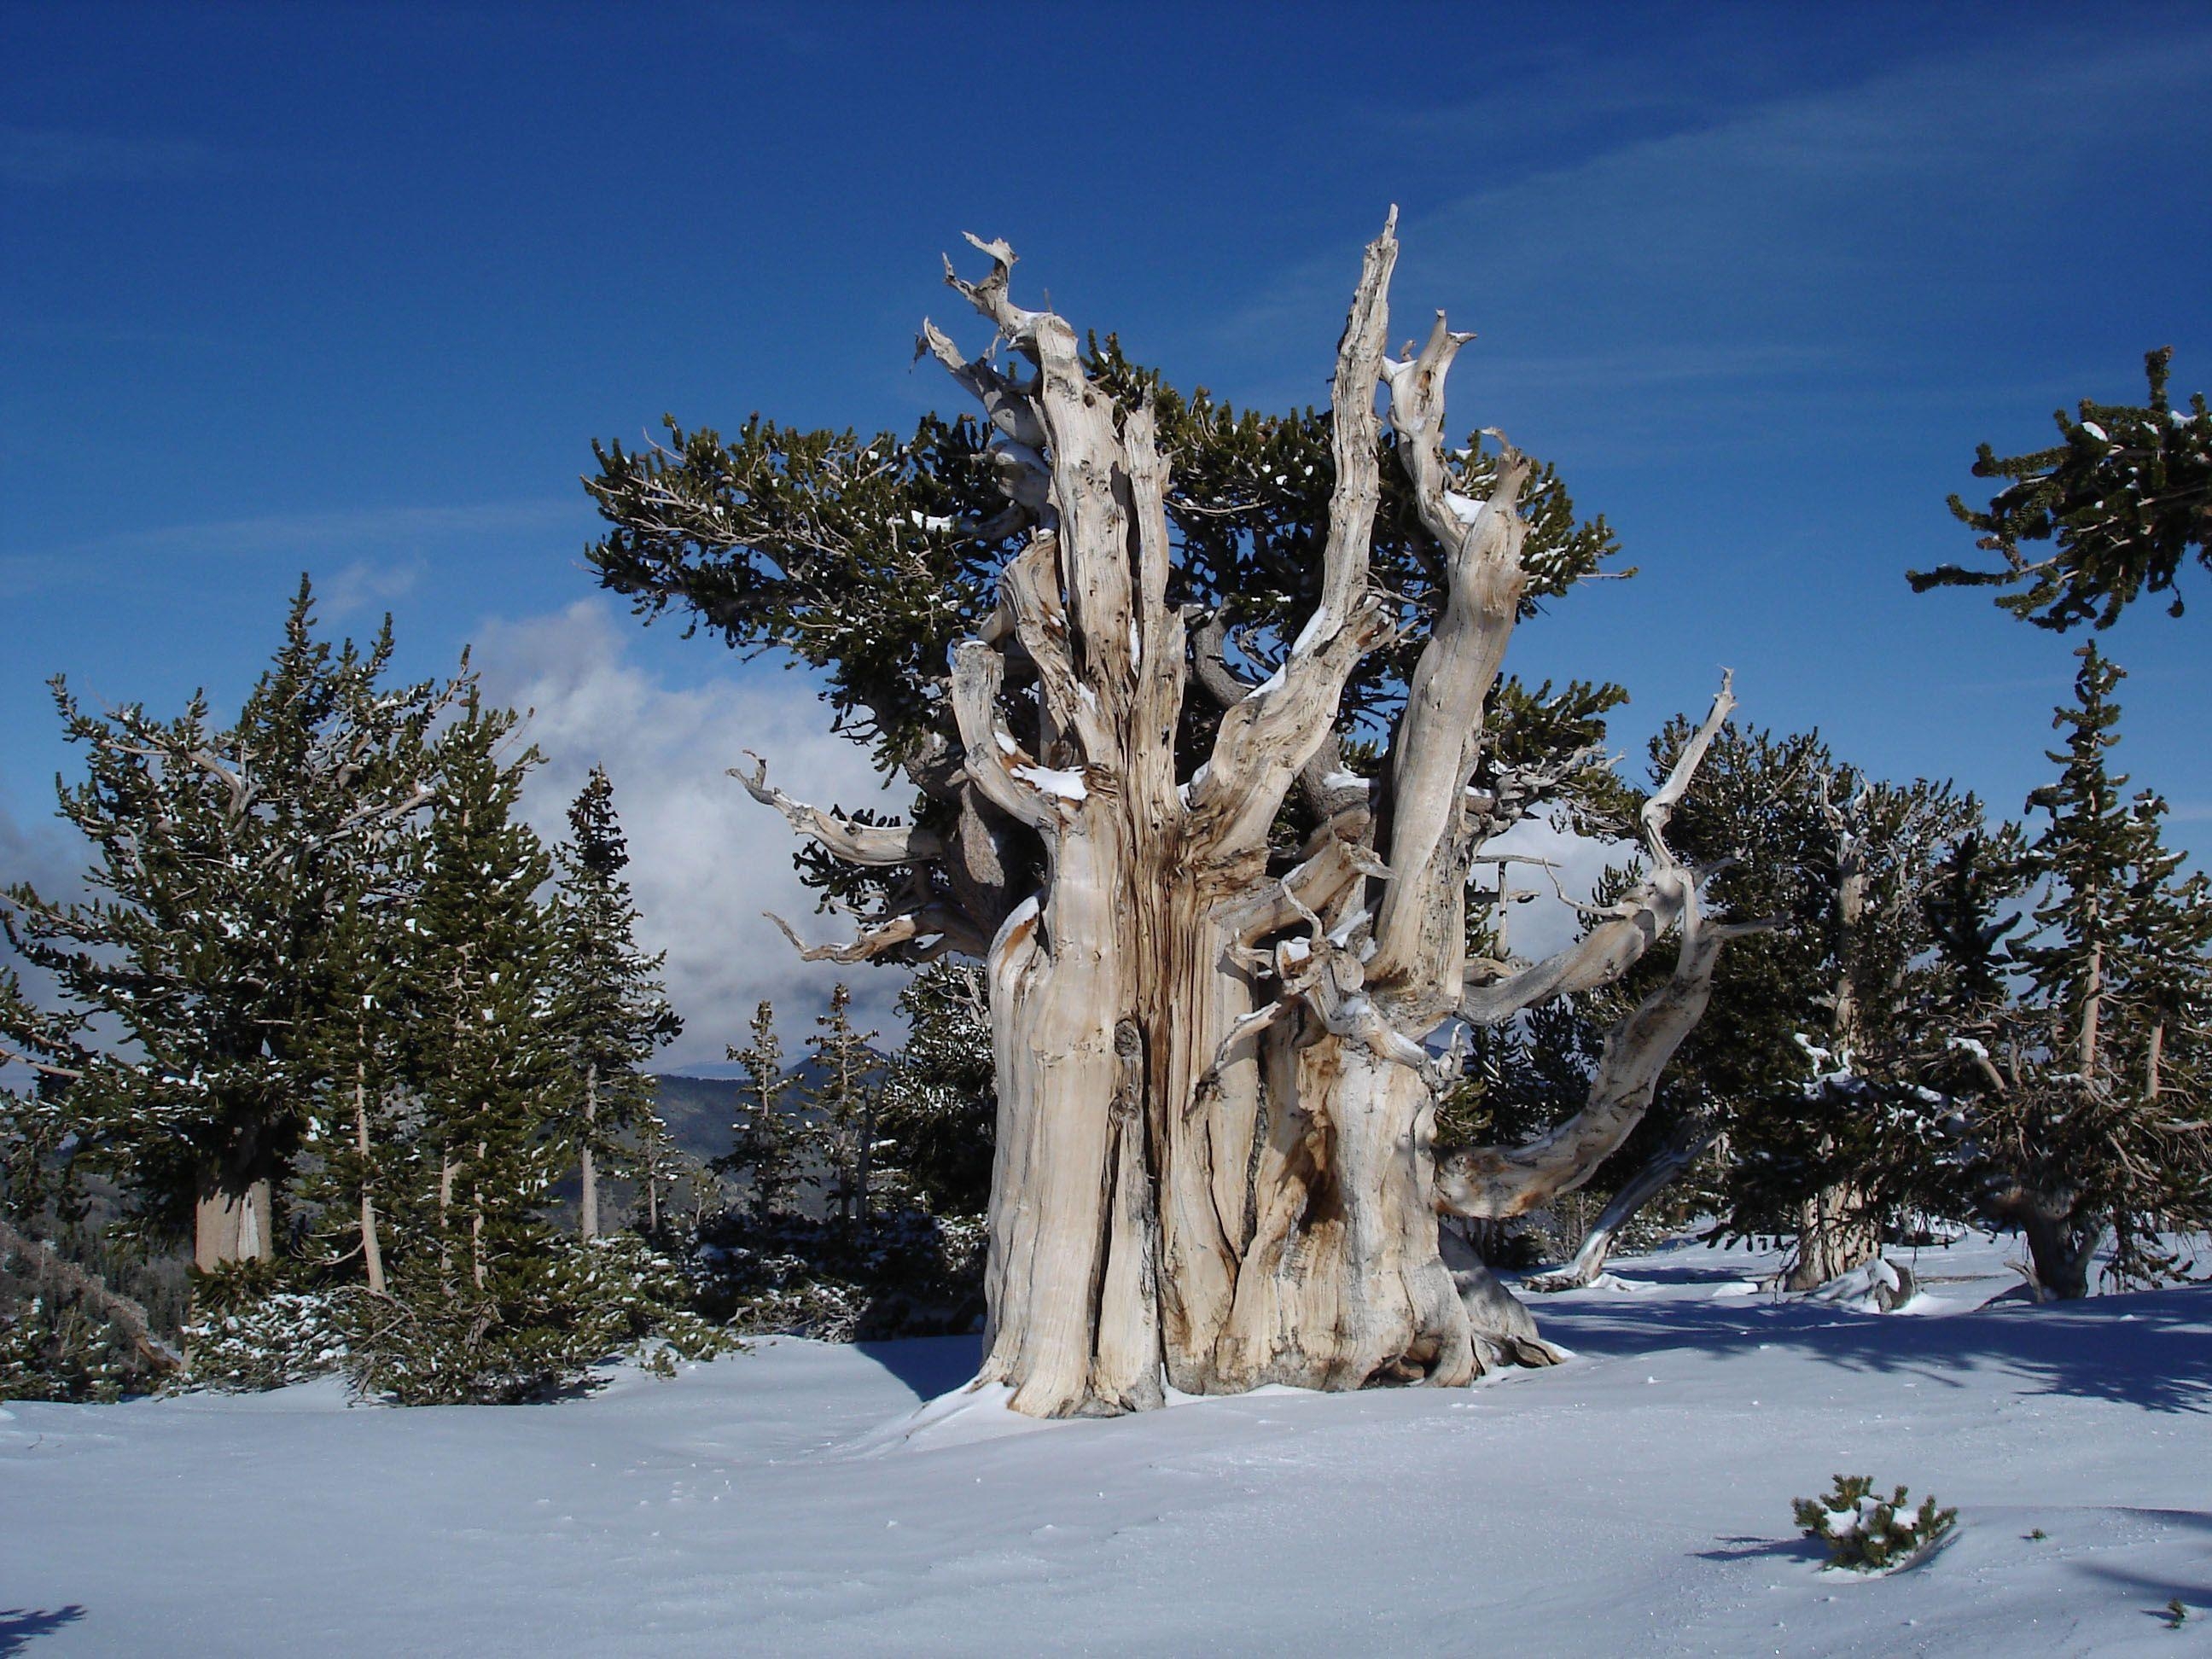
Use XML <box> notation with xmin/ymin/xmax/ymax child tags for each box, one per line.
<box><xmin>4</xmin><ymin>2</ymin><xmax>2209</xmax><ymax>1051</ymax></box>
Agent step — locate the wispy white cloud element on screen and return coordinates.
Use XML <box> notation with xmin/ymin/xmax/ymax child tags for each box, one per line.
<box><xmin>321</xmin><ymin>556</ymin><xmax>425</xmax><ymax>620</ymax></box>
<box><xmin>1481</xmin><ymin>813</ymin><xmax>1622</xmax><ymax>964</ymax></box>
<box><xmin>1220</xmin><ymin>27</ymin><xmax>2212</xmax><ymax>414</ymax></box>
<box><xmin>472</xmin><ymin>599</ymin><xmax>909</xmax><ymax>1068</ymax></box>
<box><xmin>51</xmin><ymin>499</ymin><xmax>581</xmax><ymax>561</ymax></box>
<box><xmin>0</xmin><ymin>780</ymin><xmax>84</xmax><ymax>909</ymax></box>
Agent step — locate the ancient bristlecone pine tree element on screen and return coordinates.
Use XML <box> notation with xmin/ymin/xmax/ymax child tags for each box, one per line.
<box><xmin>590</xmin><ymin>215</ymin><xmax>1749</xmax><ymax>1416</ymax></box>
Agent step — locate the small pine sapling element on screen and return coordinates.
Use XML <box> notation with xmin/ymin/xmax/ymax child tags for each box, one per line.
<box><xmin>1792</xmin><ymin>1474</ymin><xmax>1958</xmax><ymax>1573</ymax></box>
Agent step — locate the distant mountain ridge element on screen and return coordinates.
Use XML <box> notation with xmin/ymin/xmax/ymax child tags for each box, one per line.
<box><xmin>650</xmin><ymin>1056</ymin><xmax>888</xmax><ymax>1169</ymax></box>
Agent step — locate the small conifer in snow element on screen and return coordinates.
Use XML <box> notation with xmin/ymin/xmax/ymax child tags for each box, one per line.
<box><xmin>1793</xmin><ymin>1474</ymin><xmax>1957</xmax><ymax>1572</ymax></box>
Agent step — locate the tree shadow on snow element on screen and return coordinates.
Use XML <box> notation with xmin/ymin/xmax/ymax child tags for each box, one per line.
<box><xmin>0</xmin><ymin>1606</ymin><xmax>86</xmax><ymax>1656</ymax></box>
<box><xmin>850</xmin><ymin>1333</ymin><xmax>984</xmax><ymax>1403</ymax></box>
<box><xmin>1694</xmin><ymin>1534</ymin><xmax>1828</xmax><ymax>1567</ymax></box>
<box><xmin>1534</xmin><ymin>1282</ymin><xmax>2212</xmax><ymax>1413</ymax></box>
<box><xmin>2073</xmin><ymin>1508</ymin><xmax>2212</xmax><ymax>1616</ymax></box>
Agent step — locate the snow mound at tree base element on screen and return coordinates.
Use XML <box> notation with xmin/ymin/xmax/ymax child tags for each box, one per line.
<box><xmin>1802</xmin><ymin>1254</ymin><xmax>1941</xmax><ymax>1313</ymax></box>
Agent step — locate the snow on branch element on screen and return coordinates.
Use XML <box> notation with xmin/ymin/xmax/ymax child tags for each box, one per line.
<box><xmin>949</xmin><ymin>640</ymin><xmax>1065</xmax><ymax>831</ymax></box>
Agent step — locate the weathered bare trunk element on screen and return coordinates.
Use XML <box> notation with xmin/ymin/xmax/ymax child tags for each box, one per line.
<box><xmin>1528</xmin><ymin>1115</ymin><xmax>1720</xmax><ymax>1293</ymax></box>
<box><xmin>977</xmin><ymin>832</ymin><xmax>1162</xmax><ymax>1417</ymax></box>
<box><xmin>1786</xmin><ymin>782</ymin><xmax>1882</xmax><ymax>1292</ymax></box>
<box><xmin>736</xmin><ymin>219</ymin><xmax>1742</xmax><ymax>1416</ymax></box>
<box><xmin>437</xmin><ymin>1150</ymin><xmax>455</xmax><ymax>1278</ymax></box>
<box><xmin>579</xmin><ymin>1062</ymin><xmax>600</xmax><ymax>1242</ymax></box>
<box><xmin>353</xmin><ymin>1064</ymin><xmax>386</xmax><ymax>1296</ymax></box>
<box><xmin>470</xmin><ymin>1139</ymin><xmax>486</xmax><ymax>1291</ymax></box>
<box><xmin>1216</xmin><ymin>1033</ymin><xmax>1474</xmax><ymax>1388</ymax></box>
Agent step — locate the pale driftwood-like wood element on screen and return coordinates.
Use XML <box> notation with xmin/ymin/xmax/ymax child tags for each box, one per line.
<box><xmin>1435</xmin><ymin>678</ymin><xmax>1757</xmax><ymax>1223</ymax></box>
<box><xmin>1525</xmin><ymin>1114</ymin><xmax>1719</xmax><ymax>1293</ymax></box>
<box><xmin>736</xmin><ymin>218</ymin><xmax>1743</xmax><ymax>1414</ymax></box>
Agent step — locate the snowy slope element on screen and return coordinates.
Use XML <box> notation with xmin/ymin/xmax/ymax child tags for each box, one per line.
<box><xmin>3</xmin><ymin>1234</ymin><xmax>2206</xmax><ymax>1656</ymax></box>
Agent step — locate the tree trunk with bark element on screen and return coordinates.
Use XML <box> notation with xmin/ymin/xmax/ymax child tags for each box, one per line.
<box><xmin>192</xmin><ymin>1142</ymin><xmax>274</xmax><ymax>1273</ymax></box>
<box><xmin>1786</xmin><ymin>778</ymin><xmax>1883</xmax><ymax>1292</ymax></box>
<box><xmin>1786</xmin><ymin>1175</ymin><xmax>1883</xmax><ymax>1292</ymax></box>
<box><xmin>734</xmin><ymin>219</ymin><xmax>1745</xmax><ymax>1415</ymax></box>
<box><xmin>353</xmin><ymin>1062</ymin><xmax>386</xmax><ymax>1295</ymax></box>
<box><xmin>579</xmin><ymin>1062</ymin><xmax>600</xmax><ymax>1242</ymax></box>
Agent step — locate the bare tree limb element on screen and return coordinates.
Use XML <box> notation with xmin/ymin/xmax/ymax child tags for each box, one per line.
<box><xmin>1191</xmin><ymin>210</ymin><xmax>1400</xmax><ymax>846</ymax></box>
<box><xmin>762</xmin><ymin>904</ymin><xmax>984</xmax><ymax>965</ymax></box>
<box><xmin>949</xmin><ymin>641</ymin><xmax>1059</xmax><ymax>830</ymax></box>
<box><xmin>730</xmin><ymin>752</ymin><xmax>943</xmax><ymax>867</ymax></box>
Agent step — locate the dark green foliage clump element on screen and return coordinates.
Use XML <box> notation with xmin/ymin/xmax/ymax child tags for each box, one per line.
<box><xmin>714</xmin><ymin>1001</ymin><xmax>807</xmax><ymax>1221</ymax></box>
<box><xmin>0</xmin><ymin>1260</ymin><xmax>134</xmax><ymax>1402</ymax></box>
<box><xmin>0</xmin><ymin>581</ymin><xmax>736</xmax><ymax>1404</ymax></box>
<box><xmin>1926</xmin><ymin>644</ymin><xmax>2212</xmax><ymax>1293</ymax></box>
<box><xmin>874</xmin><ymin>963</ymin><xmax>996</xmax><ymax>1218</ymax></box>
<box><xmin>688</xmin><ymin>977</ymin><xmax>989</xmax><ymax>1343</ymax></box>
<box><xmin>1913</xmin><ymin>347</ymin><xmax>2212</xmax><ymax>630</ymax></box>
<box><xmin>545</xmin><ymin>765</ymin><xmax>684</xmax><ymax>1223</ymax></box>
<box><xmin>1793</xmin><ymin>1474</ymin><xmax>1958</xmax><ymax>1572</ymax></box>
<box><xmin>346</xmin><ymin>1235</ymin><xmax>732</xmax><ymax>1406</ymax></box>
<box><xmin>691</xmin><ymin>1208</ymin><xmax>985</xmax><ymax>1344</ymax></box>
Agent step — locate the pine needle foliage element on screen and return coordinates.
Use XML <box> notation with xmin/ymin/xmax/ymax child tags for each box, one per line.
<box><xmin>715</xmin><ymin>1002</ymin><xmax>806</xmax><ymax>1221</ymax></box>
<box><xmin>1</xmin><ymin>577</ymin><xmax>464</xmax><ymax>1255</ymax></box>
<box><xmin>546</xmin><ymin>766</ymin><xmax>683</xmax><ymax>1235</ymax></box>
<box><xmin>1913</xmin><ymin>347</ymin><xmax>2212</xmax><ymax>629</ymax></box>
<box><xmin>1793</xmin><ymin>1474</ymin><xmax>1958</xmax><ymax>1573</ymax></box>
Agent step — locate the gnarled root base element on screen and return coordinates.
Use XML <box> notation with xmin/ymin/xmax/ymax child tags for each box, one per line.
<box><xmin>1440</xmin><ymin>1222</ymin><xmax>1566</xmax><ymax>1368</ymax></box>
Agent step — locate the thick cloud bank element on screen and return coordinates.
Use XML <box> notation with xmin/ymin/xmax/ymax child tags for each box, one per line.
<box><xmin>474</xmin><ymin>601</ymin><xmax>907</xmax><ymax>1070</ymax></box>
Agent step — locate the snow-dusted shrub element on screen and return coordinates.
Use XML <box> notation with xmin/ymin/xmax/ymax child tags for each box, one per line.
<box><xmin>183</xmin><ymin>1286</ymin><xmax>350</xmax><ymax>1392</ymax></box>
<box><xmin>1793</xmin><ymin>1474</ymin><xmax>1957</xmax><ymax>1572</ymax></box>
<box><xmin>696</xmin><ymin>1208</ymin><xmax>985</xmax><ymax>1342</ymax></box>
<box><xmin>345</xmin><ymin>1232</ymin><xmax>736</xmax><ymax>1406</ymax></box>
<box><xmin>1</xmin><ymin>1290</ymin><xmax>134</xmax><ymax>1401</ymax></box>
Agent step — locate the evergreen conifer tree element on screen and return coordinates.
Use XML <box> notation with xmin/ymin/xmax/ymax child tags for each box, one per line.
<box><xmin>876</xmin><ymin>962</ymin><xmax>996</xmax><ymax>1218</ymax></box>
<box><xmin>546</xmin><ymin>767</ymin><xmax>681</xmax><ymax>1241</ymax></box>
<box><xmin>0</xmin><ymin>579</ymin><xmax>459</xmax><ymax>1271</ymax></box>
<box><xmin>716</xmin><ymin>1003</ymin><xmax>801</xmax><ymax>1221</ymax></box>
<box><xmin>1960</xmin><ymin>644</ymin><xmax>2212</xmax><ymax>1293</ymax></box>
<box><xmin>399</xmin><ymin>692</ymin><xmax>560</xmax><ymax>1298</ymax></box>
<box><xmin>1505</xmin><ymin>723</ymin><xmax>1980</xmax><ymax>1289</ymax></box>
<box><xmin>804</xmin><ymin>984</ymin><xmax>880</xmax><ymax>1229</ymax></box>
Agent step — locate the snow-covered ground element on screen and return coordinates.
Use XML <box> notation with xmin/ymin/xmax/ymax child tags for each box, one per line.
<box><xmin>4</xmin><ymin>1233</ymin><xmax>2206</xmax><ymax>1656</ymax></box>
